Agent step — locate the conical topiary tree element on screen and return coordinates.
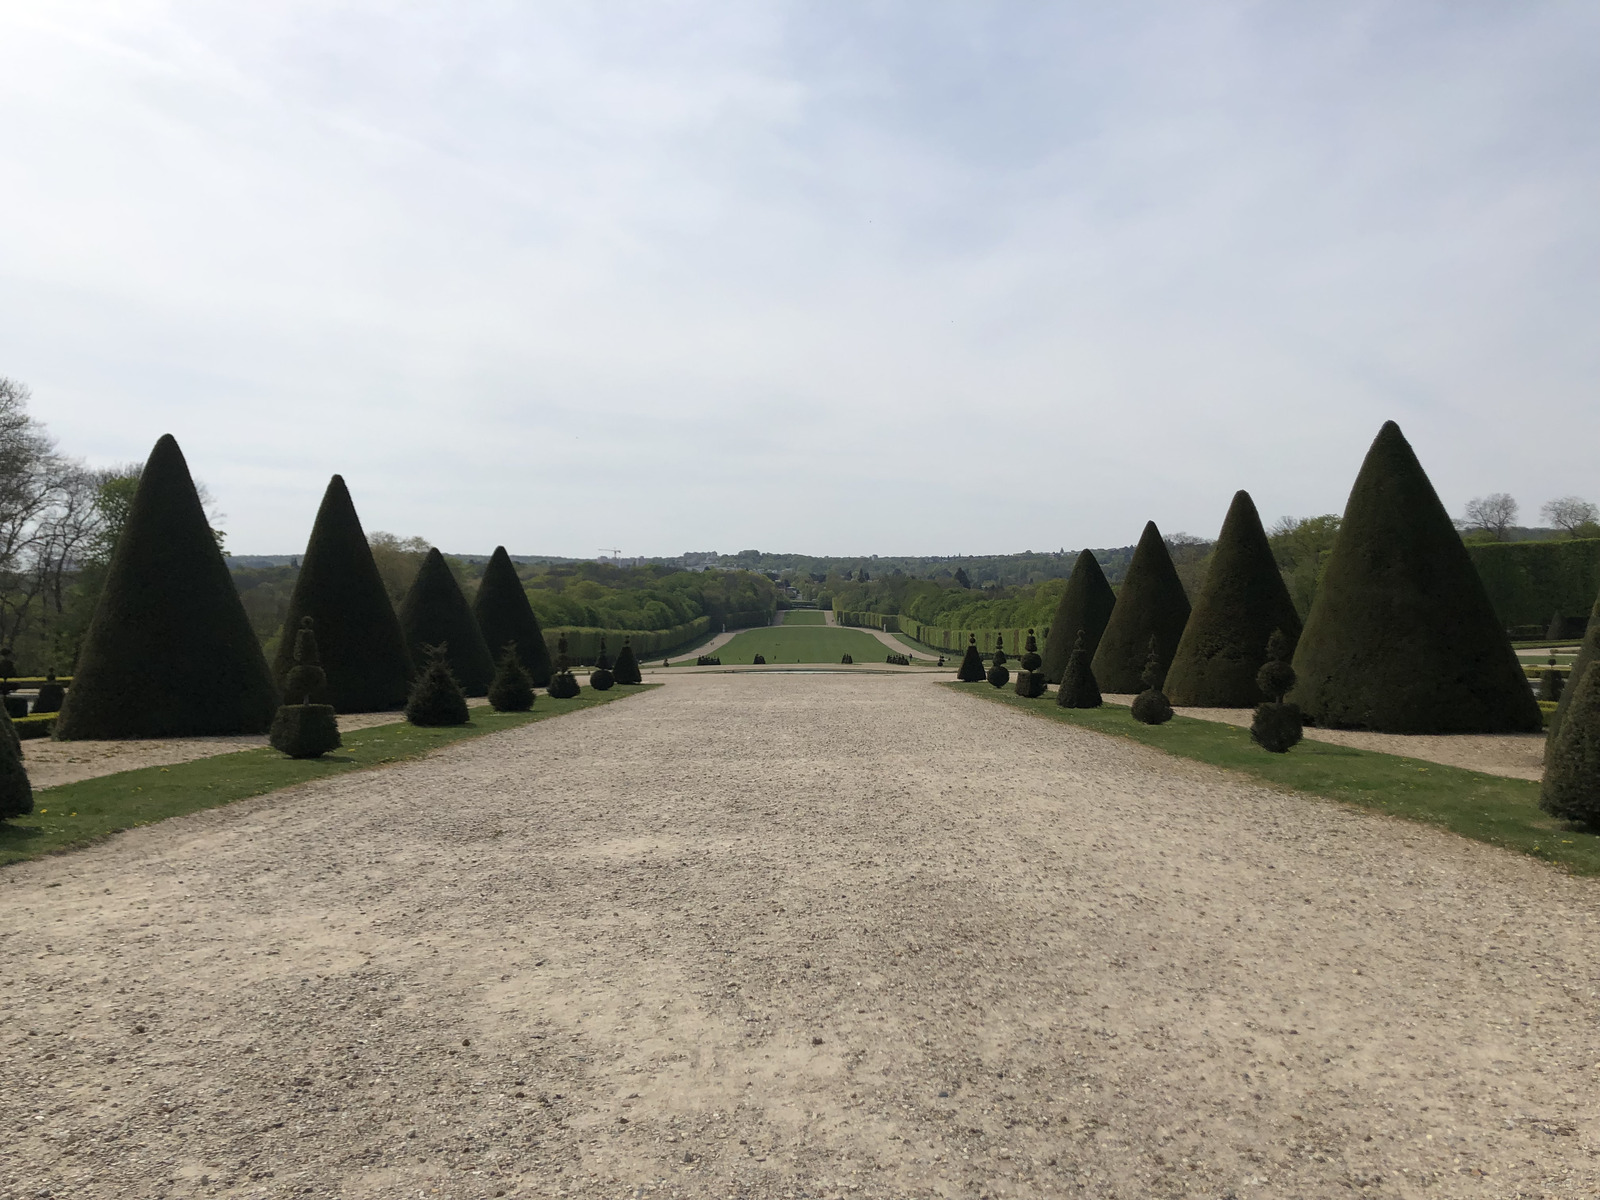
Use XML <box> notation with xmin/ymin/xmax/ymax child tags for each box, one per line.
<box><xmin>1548</xmin><ymin>589</ymin><xmax>1600</xmax><ymax>749</ymax></box>
<box><xmin>473</xmin><ymin>546</ymin><xmax>554</xmax><ymax>688</ymax></box>
<box><xmin>1541</xmin><ymin>644</ymin><xmax>1600</xmax><ymax>825</ymax></box>
<box><xmin>1166</xmin><ymin>491</ymin><xmax>1303</xmax><ymax>707</ymax></box>
<box><xmin>406</xmin><ymin>643</ymin><xmax>470</xmax><ymax>726</ymax></box>
<box><xmin>1130</xmin><ymin>636</ymin><xmax>1174</xmax><ymax>725</ymax></box>
<box><xmin>547</xmin><ymin>634</ymin><xmax>581</xmax><ymax>699</ymax></box>
<box><xmin>1092</xmin><ymin>522</ymin><xmax>1192</xmax><ymax>695</ymax></box>
<box><xmin>399</xmin><ymin>548</ymin><xmax>495</xmax><ymax>697</ymax></box>
<box><xmin>986</xmin><ymin>634</ymin><xmax>1010</xmax><ymax>688</ymax></box>
<box><xmin>0</xmin><ymin>706</ymin><xmax>31</xmax><ymax>822</ymax></box>
<box><xmin>956</xmin><ymin>634</ymin><xmax>985</xmax><ymax>682</ymax></box>
<box><xmin>269</xmin><ymin>617</ymin><xmax>342</xmax><ymax>759</ymax></box>
<box><xmin>612</xmin><ymin>637</ymin><xmax>642</xmax><ymax>685</ymax></box>
<box><xmin>1288</xmin><ymin>422</ymin><xmax>1542</xmax><ymax>733</ymax></box>
<box><xmin>590</xmin><ymin>636</ymin><xmax>616</xmax><ymax>691</ymax></box>
<box><xmin>1250</xmin><ymin>628</ymin><xmax>1304</xmax><ymax>753</ymax></box>
<box><xmin>1041</xmin><ymin>551</ymin><xmax>1117</xmax><ymax>684</ymax></box>
<box><xmin>55</xmin><ymin>435</ymin><xmax>279</xmax><ymax>739</ymax></box>
<box><xmin>271</xmin><ymin>475</ymin><xmax>412</xmax><ymax>713</ymax></box>
<box><xmin>487</xmin><ymin>642</ymin><xmax>535</xmax><ymax>712</ymax></box>
<box><xmin>1057</xmin><ymin>631</ymin><xmax>1102</xmax><ymax>708</ymax></box>
<box><xmin>1014</xmin><ymin>630</ymin><xmax>1046</xmax><ymax>697</ymax></box>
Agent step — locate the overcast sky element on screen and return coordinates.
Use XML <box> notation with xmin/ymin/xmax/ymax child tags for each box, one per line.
<box><xmin>1</xmin><ymin>2</ymin><xmax>1596</xmax><ymax>557</ymax></box>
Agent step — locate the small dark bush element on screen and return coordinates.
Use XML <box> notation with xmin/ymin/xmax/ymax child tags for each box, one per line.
<box><xmin>986</xmin><ymin>661</ymin><xmax>1010</xmax><ymax>689</ymax></box>
<box><xmin>1251</xmin><ymin>702</ymin><xmax>1304</xmax><ymax>753</ymax></box>
<box><xmin>992</xmin><ymin>634</ymin><xmax>1008</xmax><ymax>669</ymax></box>
<box><xmin>885</xmin><ymin>653</ymin><xmax>910</xmax><ymax>665</ymax></box>
<box><xmin>1255</xmin><ymin>628</ymin><xmax>1298</xmax><ymax>703</ymax></box>
<box><xmin>1130</xmin><ymin>636</ymin><xmax>1173</xmax><ymax>725</ymax></box>
<box><xmin>269</xmin><ymin>704</ymin><xmax>341</xmax><ymax>759</ymax></box>
<box><xmin>753</xmin><ymin>654</ymin><xmax>767</xmax><ymax>665</ymax></box>
<box><xmin>405</xmin><ymin>643</ymin><xmax>471</xmax><ymax>726</ymax></box>
<box><xmin>696</xmin><ymin>655</ymin><xmax>721</xmax><ymax>666</ymax></box>
<box><xmin>487</xmin><ymin>642</ymin><xmax>535</xmax><ymax>712</ymax></box>
<box><xmin>1020</xmin><ymin>629</ymin><xmax>1042</xmax><ymax>673</ymax></box>
<box><xmin>840</xmin><ymin>654</ymin><xmax>853</xmax><ymax>664</ymax></box>
<box><xmin>595</xmin><ymin>637</ymin><xmax>613</xmax><ymax>671</ymax></box>
<box><xmin>282</xmin><ymin>617</ymin><xmax>327</xmax><ymax>704</ymax></box>
<box><xmin>612</xmin><ymin>638</ymin><xmax>642</xmax><ymax>685</ymax></box>
<box><xmin>547</xmin><ymin>634</ymin><xmax>581</xmax><ymax>699</ymax></box>
<box><xmin>1540</xmin><ymin>655</ymin><xmax>1565</xmax><ymax>704</ymax></box>
<box><xmin>0</xmin><ymin>707</ymin><xmax>32</xmax><ymax>821</ymax></box>
<box><xmin>1014</xmin><ymin>669</ymin><xmax>1046</xmax><ymax>698</ymax></box>
<box><xmin>4</xmin><ymin>696</ymin><xmax>28</xmax><ymax>720</ymax></box>
<box><xmin>956</xmin><ymin>635</ymin><xmax>985</xmax><ymax>682</ymax></box>
<box><xmin>32</xmin><ymin>674</ymin><xmax>65</xmax><ymax>715</ymax></box>
<box><xmin>14</xmin><ymin>715</ymin><xmax>54</xmax><ymax>740</ymax></box>
<box><xmin>589</xmin><ymin>637</ymin><xmax>616</xmax><ymax>690</ymax></box>
<box><xmin>1057</xmin><ymin>631</ymin><xmax>1102</xmax><ymax>709</ymax></box>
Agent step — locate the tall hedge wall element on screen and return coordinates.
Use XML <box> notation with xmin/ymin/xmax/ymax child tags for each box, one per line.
<box><xmin>546</xmin><ymin>617</ymin><xmax>712</xmax><ymax>664</ymax></box>
<box><xmin>1467</xmin><ymin>538</ymin><xmax>1600</xmax><ymax>630</ymax></box>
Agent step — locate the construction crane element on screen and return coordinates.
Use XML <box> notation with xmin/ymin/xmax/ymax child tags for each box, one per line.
<box><xmin>598</xmin><ymin>547</ymin><xmax>622</xmax><ymax>560</ymax></box>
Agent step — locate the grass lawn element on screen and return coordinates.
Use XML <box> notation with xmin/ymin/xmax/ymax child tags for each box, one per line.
<box><xmin>950</xmin><ymin>682</ymin><xmax>1600</xmax><ymax>876</ymax></box>
<box><xmin>2</xmin><ymin>685</ymin><xmax>655</xmax><ymax>868</ymax></box>
<box><xmin>716</xmin><ymin>626</ymin><xmax>899</xmax><ymax>664</ymax></box>
<box><xmin>782</xmin><ymin>610</ymin><xmax>827</xmax><ymax>626</ymax></box>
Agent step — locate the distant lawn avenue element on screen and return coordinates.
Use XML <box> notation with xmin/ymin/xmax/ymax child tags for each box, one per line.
<box><xmin>780</xmin><ymin>609</ymin><xmax>827</xmax><ymax>625</ymax></box>
<box><xmin>711</xmin><ymin>624</ymin><xmax>903</xmax><ymax>664</ymax></box>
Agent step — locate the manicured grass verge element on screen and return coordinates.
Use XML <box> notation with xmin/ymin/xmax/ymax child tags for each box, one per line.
<box><xmin>715</xmin><ymin>626</ymin><xmax>897</xmax><ymax>664</ymax></box>
<box><xmin>781</xmin><ymin>610</ymin><xmax>827</xmax><ymax>626</ymax></box>
<box><xmin>2</xmin><ymin>685</ymin><xmax>656</xmax><ymax>868</ymax></box>
<box><xmin>948</xmin><ymin>682</ymin><xmax>1600</xmax><ymax>876</ymax></box>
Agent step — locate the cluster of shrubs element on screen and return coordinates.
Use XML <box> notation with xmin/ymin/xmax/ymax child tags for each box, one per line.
<box><xmin>696</xmin><ymin>655</ymin><xmax>722</xmax><ymax>666</ymax></box>
<box><xmin>885</xmin><ymin>653</ymin><xmax>910</xmax><ymax>665</ymax></box>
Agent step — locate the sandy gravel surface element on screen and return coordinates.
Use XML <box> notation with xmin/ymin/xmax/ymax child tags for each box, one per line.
<box><xmin>1102</xmin><ymin>695</ymin><xmax>1547</xmax><ymax>782</ymax></box>
<box><xmin>4</xmin><ymin>674</ymin><xmax>1599</xmax><ymax>1199</ymax></box>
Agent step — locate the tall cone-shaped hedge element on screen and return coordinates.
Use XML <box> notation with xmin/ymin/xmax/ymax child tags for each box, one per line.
<box><xmin>1041</xmin><ymin>551</ymin><xmax>1116</xmax><ymax>683</ymax></box>
<box><xmin>1289</xmin><ymin>421</ymin><xmax>1540</xmax><ymax>733</ymax></box>
<box><xmin>399</xmin><ymin>549</ymin><xmax>495</xmax><ymax>696</ymax></box>
<box><xmin>56</xmin><ymin>435</ymin><xmax>278</xmax><ymax>738</ymax></box>
<box><xmin>472</xmin><ymin>546</ymin><xmax>554</xmax><ymax>687</ymax></box>
<box><xmin>271</xmin><ymin>475</ymin><xmax>411</xmax><ymax>711</ymax></box>
<box><xmin>1547</xmin><ymin>588</ymin><xmax>1600</xmax><ymax>751</ymax></box>
<box><xmin>1166</xmin><ymin>491</ymin><xmax>1302</xmax><ymax>706</ymax></box>
<box><xmin>0</xmin><ymin>707</ymin><xmax>31</xmax><ymax>821</ymax></box>
<box><xmin>1091</xmin><ymin>522</ymin><xmax>1191</xmax><ymax>694</ymax></box>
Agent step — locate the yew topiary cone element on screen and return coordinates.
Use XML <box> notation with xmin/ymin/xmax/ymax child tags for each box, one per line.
<box><xmin>272</xmin><ymin>475</ymin><xmax>411</xmax><ymax>712</ymax></box>
<box><xmin>1548</xmin><ymin>589</ymin><xmax>1600</xmax><ymax>750</ymax></box>
<box><xmin>1541</xmin><ymin>649</ymin><xmax>1600</xmax><ymax>825</ymax></box>
<box><xmin>1166</xmin><ymin>490</ymin><xmax>1302</xmax><ymax>706</ymax></box>
<box><xmin>590</xmin><ymin>637</ymin><xmax>616</xmax><ymax>691</ymax></box>
<box><xmin>56</xmin><ymin>435</ymin><xmax>278</xmax><ymax>738</ymax></box>
<box><xmin>1288</xmin><ymin>422</ymin><xmax>1541</xmax><ymax>733</ymax></box>
<box><xmin>612</xmin><ymin>637</ymin><xmax>642</xmax><ymax>685</ymax></box>
<box><xmin>1041</xmin><ymin>551</ymin><xmax>1116</xmax><ymax>684</ymax></box>
<box><xmin>487</xmin><ymin>642</ymin><xmax>535</xmax><ymax>712</ymax></box>
<box><xmin>1092</xmin><ymin>523</ymin><xmax>1191</xmax><ymax>695</ymax></box>
<box><xmin>1057</xmin><ymin>631</ymin><xmax>1102</xmax><ymax>708</ymax></box>
<box><xmin>473</xmin><ymin>547</ymin><xmax>554</xmax><ymax>687</ymax></box>
<box><xmin>406</xmin><ymin>643</ymin><xmax>470</xmax><ymax>726</ymax></box>
<box><xmin>399</xmin><ymin>549</ymin><xmax>495</xmax><ymax>697</ymax></box>
<box><xmin>0</xmin><ymin>707</ymin><xmax>32</xmax><ymax>821</ymax></box>
<box><xmin>956</xmin><ymin>635</ymin><xmax>985</xmax><ymax>682</ymax></box>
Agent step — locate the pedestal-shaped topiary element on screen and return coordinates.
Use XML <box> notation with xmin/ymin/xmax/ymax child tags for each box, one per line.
<box><xmin>1288</xmin><ymin>422</ymin><xmax>1541</xmax><ymax>733</ymax></box>
<box><xmin>956</xmin><ymin>635</ymin><xmax>985</xmax><ymax>682</ymax></box>
<box><xmin>1541</xmin><ymin>648</ymin><xmax>1600</xmax><ymax>825</ymax></box>
<box><xmin>1092</xmin><ymin>522</ymin><xmax>1192</xmax><ymax>695</ymax></box>
<box><xmin>986</xmin><ymin>634</ymin><xmax>1011</xmax><ymax>688</ymax></box>
<box><xmin>1014</xmin><ymin>630</ymin><xmax>1046</xmax><ymax>697</ymax></box>
<box><xmin>992</xmin><ymin>634</ymin><xmax>1008</xmax><ymax>670</ymax></box>
<box><xmin>1020</xmin><ymin>630</ymin><xmax>1042</xmax><ymax>672</ymax></box>
<box><xmin>612</xmin><ymin>637</ymin><xmax>642</xmax><ymax>685</ymax></box>
<box><xmin>0</xmin><ymin>706</ymin><xmax>32</xmax><ymax>822</ymax></box>
<box><xmin>32</xmin><ymin>672</ymin><xmax>65</xmax><ymax>715</ymax></box>
<box><xmin>400</xmin><ymin>548</ymin><xmax>495</xmax><ymax>697</ymax></box>
<box><xmin>406</xmin><ymin>643</ymin><xmax>471</xmax><ymax>725</ymax></box>
<box><xmin>546</xmin><ymin>635</ymin><xmax>581</xmax><ymax>699</ymax></box>
<box><xmin>1167</xmin><ymin>491</ymin><xmax>1303</xmax><ymax>706</ymax></box>
<box><xmin>590</xmin><ymin>637</ymin><xmax>616</xmax><ymax>691</ymax></box>
<box><xmin>473</xmin><ymin>546</ymin><xmax>554</xmax><ymax>687</ymax></box>
<box><xmin>271</xmin><ymin>475</ymin><xmax>412</xmax><ymax>712</ymax></box>
<box><xmin>56</xmin><ymin>435</ymin><xmax>278</xmax><ymax>739</ymax></box>
<box><xmin>1539</xmin><ymin>654</ymin><xmax>1565</xmax><ymax>704</ymax></box>
<box><xmin>1250</xmin><ymin>628</ymin><xmax>1304</xmax><ymax>753</ymax></box>
<box><xmin>1057</xmin><ymin>631</ymin><xmax>1102</xmax><ymax>708</ymax></box>
<box><xmin>487</xmin><ymin>642</ymin><xmax>535</xmax><ymax>712</ymax></box>
<box><xmin>1130</xmin><ymin>637</ymin><xmax>1174</xmax><ymax>725</ymax></box>
<box><xmin>1548</xmin><ymin>589</ymin><xmax>1600</xmax><ymax>750</ymax></box>
<box><xmin>269</xmin><ymin>617</ymin><xmax>341</xmax><ymax>759</ymax></box>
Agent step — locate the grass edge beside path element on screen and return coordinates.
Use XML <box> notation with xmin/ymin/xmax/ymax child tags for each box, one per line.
<box><xmin>2</xmin><ymin>685</ymin><xmax>658</xmax><ymax>868</ymax></box>
<box><xmin>948</xmin><ymin>682</ymin><xmax>1600</xmax><ymax>877</ymax></box>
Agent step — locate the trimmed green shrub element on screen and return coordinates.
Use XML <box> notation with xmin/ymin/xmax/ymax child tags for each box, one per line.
<box><xmin>840</xmin><ymin>653</ymin><xmax>853</xmax><ymax>664</ymax></box>
<box><xmin>885</xmin><ymin>653</ymin><xmax>910</xmax><ymax>666</ymax></box>
<box><xmin>0</xmin><ymin>707</ymin><xmax>31</xmax><ymax>821</ymax></box>
<box><xmin>271</xmin><ymin>475</ymin><xmax>411</xmax><ymax>713</ymax></box>
<box><xmin>1092</xmin><ymin>522</ymin><xmax>1192</xmax><ymax>694</ymax></box>
<box><xmin>696</xmin><ymin>655</ymin><xmax>721</xmax><ymax>666</ymax></box>
<box><xmin>1014</xmin><ymin>667</ymin><xmax>1046</xmax><ymax>698</ymax></box>
<box><xmin>992</xmin><ymin>634</ymin><xmax>1008</xmax><ymax>669</ymax></box>
<box><xmin>1020</xmin><ymin>629</ymin><xmax>1042</xmax><ymax>672</ymax></box>
<box><xmin>547</xmin><ymin>635</ymin><xmax>581</xmax><ymax>699</ymax></box>
<box><xmin>752</xmin><ymin>654</ymin><xmax>767</xmax><ymax>665</ymax></box>
<box><xmin>1540</xmin><ymin>645</ymin><xmax>1600</xmax><ymax>825</ymax></box>
<box><xmin>956</xmin><ymin>635</ymin><xmax>986</xmax><ymax>682</ymax></box>
<box><xmin>986</xmin><ymin>659</ymin><xmax>1010</xmax><ymax>688</ymax></box>
<box><xmin>612</xmin><ymin>638</ymin><xmax>642</xmax><ymax>685</ymax></box>
<box><xmin>399</xmin><ymin>548</ymin><xmax>495</xmax><ymax>697</ymax></box>
<box><xmin>1041</xmin><ymin>551</ymin><xmax>1117</xmax><ymax>684</ymax></box>
<box><xmin>1130</xmin><ymin>637</ymin><xmax>1174</xmax><ymax>725</ymax></box>
<box><xmin>405</xmin><ymin>643</ymin><xmax>470</xmax><ymax>725</ymax></box>
<box><xmin>487</xmin><ymin>643</ymin><xmax>535</xmax><ymax>712</ymax></box>
<box><xmin>1468</xmin><ymin>538</ymin><xmax>1600</xmax><ymax>630</ymax></box>
<box><xmin>0</xmin><ymin>705</ymin><xmax>17</xmax><ymax>754</ymax></box>
<box><xmin>1057</xmin><ymin>631</ymin><xmax>1102</xmax><ymax>708</ymax></box>
<box><xmin>1251</xmin><ymin>629</ymin><xmax>1304</xmax><ymax>753</ymax></box>
<box><xmin>590</xmin><ymin>637</ymin><xmax>616</xmax><ymax>691</ymax></box>
<box><xmin>473</xmin><ymin>546</ymin><xmax>554</xmax><ymax>687</ymax></box>
<box><xmin>1166</xmin><ymin>490</ymin><xmax>1302</xmax><ymax>706</ymax></box>
<box><xmin>1539</xmin><ymin>654</ymin><xmax>1565</xmax><ymax>704</ymax></box>
<box><xmin>269</xmin><ymin>704</ymin><xmax>341</xmax><ymax>759</ymax></box>
<box><xmin>1548</xmin><ymin>590</ymin><xmax>1600</xmax><ymax>749</ymax></box>
<box><xmin>4</xmin><ymin>696</ymin><xmax>27</xmax><ymax>720</ymax></box>
<box><xmin>56</xmin><ymin>435</ymin><xmax>278</xmax><ymax>739</ymax></box>
<box><xmin>32</xmin><ymin>673</ymin><xmax>64</xmax><ymax>715</ymax></box>
<box><xmin>13</xmin><ymin>715</ymin><xmax>54</xmax><ymax>740</ymax></box>
<box><xmin>1288</xmin><ymin>421</ymin><xmax>1542</xmax><ymax>733</ymax></box>
<box><xmin>282</xmin><ymin>617</ymin><xmax>327</xmax><ymax>703</ymax></box>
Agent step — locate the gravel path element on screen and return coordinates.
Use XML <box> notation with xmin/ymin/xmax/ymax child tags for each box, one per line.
<box><xmin>3</xmin><ymin>674</ymin><xmax>1599</xmax><ymax>1199</ymax></box>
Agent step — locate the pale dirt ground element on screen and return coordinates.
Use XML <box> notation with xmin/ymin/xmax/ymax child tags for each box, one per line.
<box><xmin>4</xmin><ymin>673</ymin><xmax>1599</xmax><ymax>1200</ymax></box>
<box><xmin>1101</xmin><ymin>695</ymin><xmax>1546</xmax><ymax>782</ymax></box>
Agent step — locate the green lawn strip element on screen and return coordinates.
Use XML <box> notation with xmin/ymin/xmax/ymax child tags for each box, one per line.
<box><xmin>715</xmin><ymin>626</ymin><xmax>897</xmax><ymax>664</ymax></box>
<box><xmin>947</xmin><ymin>682</ymin><xmax>1599</xmax><ymax>876</ymax></box>
<box><xmin>2</xmin><ymin>685</ymin><xmax>657</xmax><ymax>867</ymax></box>
<box><xmin>781</xmin><ymin>610</ymin><xmax>827</xmax><ymax>626</ymax></box>
<box><xmin>890</xmin><ymin>632</ymin><xmax>953</xmax><ymax>660</ymax></box>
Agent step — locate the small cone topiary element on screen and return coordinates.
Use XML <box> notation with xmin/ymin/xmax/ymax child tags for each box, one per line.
<box><xmin>840</xmin><ymin>653</ymin><xmax>853</xmax><ymax>664</ymax></box>
<box><xmin>269</xmin><ymin>617</ymin><xmax>342</xmax><ymax>759</ymax></box>
<box><xmin>752</xmin><ymin>654</ymin><xmax>767</xmax><ymax>665</ymax></box>
<box><xmin>612</xmin><ymin>637</ymin><xmax>642</xmax><ymax>685</ymax></box>
<box><xmin>0</xmin><ymin>706</ymin><xmax>32</xmax><ymax>822</ymax></box>
<box><xmin>1541</xmin><ymin>647</ymin><xmax>1600</xmax><ymax>825</ymax></box>
<box><xmin>405</xmin><ymin>643</ymin><xmax>470</xmax><ymax>725</ymax></box>
<box><xmin>1041</xmin><ymin>549</ymin><xmax>1117</xmax><ymax>683</ymax></box>
<box><xmin>1130</xmin><ymin>636</ymin><xmax>1174</xmax><ymax>725</ymax></box>
<box><xmin>56</xmin><ymin>435</ymin><xmax>279</xmax><ymax>738</ymax></box>
<box><xmin>546</xmin><ymin>635</ymin><xmax>581</xmax><ymax>699</ymax></box>
<box><xmin>590</xmin><ymin>637</ymin><xmax>616</xmax><ymax>691</ymax></box>
<box><xmin>1020</xmin><ymin>630</ymin><xmax>1042</xmax><ymax>672</ymax></box>
<box><xmin>399</xmin><ymin>549</ymin><xmax>495</xmax><ymax>697</ymax></box>
<box><xmin>1166</xmin><ymin>490</ymin><xmax>1303</xmax><ymax>706</ymax></box>
<box><xmin>487</xmin><ymin>642</ymin><xmax>535</xmax><ymax>712</ymax></box>
<box><xmin>1250</xmin><ymin>628</ymin><xmax>1304</xmax><ymax>753</ymax></box>
<box><xmin>1057</xmin><ymin>631</ymin><xmax>1102</xmax><ymax>708</ymax></box>
<box><xmin>473</xmin><ymin>546</ymin><xmax>554</xmax><ymax>687</ymax></box>
<box><xmin>1092</xmin><ymin>522</ymin><xmax>1192</xmax><ymax>694</ymax></box>
<box><xmin>1548</xmin><ymin>589</ymin><xmax>1600</xmax><ymax>750</ymax></box>
<box><xmin>956</xmin><ymin>635</ymin><xmax>985</xmax><ymax>682</ymax></box>
<box><xmin>271</xmin><ymin>475</ymin><xmax>412</xmax><ymax>712</ymax></box>
<box><xmin>1288</xmin><ymin>421</ymin><xmax>1540</xmax><ymax>733</ymax></box>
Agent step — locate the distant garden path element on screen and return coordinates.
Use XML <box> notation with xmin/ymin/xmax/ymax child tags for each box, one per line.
<box><xmin>4</xmin><ymin>673</ymin><xmax>1597</xmax><ymax>1198</ymax></box>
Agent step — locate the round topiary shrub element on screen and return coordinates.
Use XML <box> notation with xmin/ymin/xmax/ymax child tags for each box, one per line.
<box><xmin>612</xmin><ymin>638</ymin><xmax>642</xmax><ymax>685</ymax></box>
<box><xmin>1020</xmin><ymin>630</ymin><xmax>1042</xmax><ymax>673</ymax></box>
<box><xmin>406</xmin><ymin>643</ymin><xmax>471</xmax><ymax>726</ymax></box>
<box><xmin>992</xmin><ymin>634</ymin><xmax>1008</xmax><ymax>669</ymax></box>
<box><xmin>546</xmin><ymin>634</ymin><xmax>581</xmax><ymax>699</ymax></box>
<box><xmin>1250</xmin><ymin>627</ymin><xmax>1305</xmax><ymax>753</ymax></box>
<box><xmin>840</xmin><ymin>654</ymin><xmax>853</xmax><ymax>664</ymax></box>
<box><xmin>32</xmin><ymin>672</ymin><xmax>65</xmax><ymax>715</ymax></box>
<box><xmin>956</xmin><ymin>635</ymin><xmax>985</xmax><ymax>683</ymax></box>
<box><xmin>986</xmin><ymin>659</ymin><xmax>1010</xmax><ymax>689</ymax></box>
<box><xmin>269</xmin><ymin>618</ymin><xmax>342</xmax><ymax>758</ymax></box>
<box><xmin>589</xmin><ymin>637</ymin><xmax>616</xmax><ymax>690</ymax></box>
<box><xmin>1130</xmin><ymin>637</ymin><xmax>1174</xmax><ymax>725</ymax></box>
<box><xmin>487</xmin><ymin>642</ymin><xmax>535</xmax><ymax>712</ymax></box>
<box><xmin>1057</xmin><ymin>631</ymin><xmax>1103</xmax><ymax>709</ymax></box>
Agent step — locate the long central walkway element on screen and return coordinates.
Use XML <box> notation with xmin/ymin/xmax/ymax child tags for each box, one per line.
<box><xmin>3</xmin><ymin>674</ymin><xmax>1598</xmax><ymax>1199</ymax></box>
